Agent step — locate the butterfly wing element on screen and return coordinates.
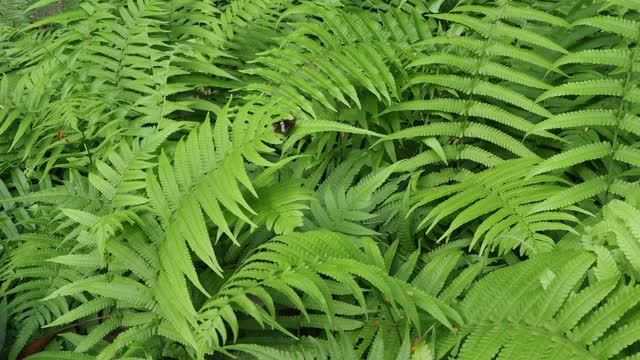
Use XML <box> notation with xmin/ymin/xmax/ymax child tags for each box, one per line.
<box><xmin>272</xmin><ymin>119</ymin><xmax>296</xmax><ymax>135</ymax></box>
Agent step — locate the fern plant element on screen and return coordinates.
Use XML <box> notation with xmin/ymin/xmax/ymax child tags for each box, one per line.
<box><xmin>1</xmin><ymin>0</ymin><xmax>640</xmax><ymax>359</ymax></box>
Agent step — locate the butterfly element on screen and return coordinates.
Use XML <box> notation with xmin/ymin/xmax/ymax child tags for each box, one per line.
<box><xmin>272</xmin><ymin>119</ymin><xmax>296</xmax><ymax>135</ymax></box>
<box><xmin>56</xmin><ymin>128</ymin><xmax>69</xmax><ymax>143</ymax></box>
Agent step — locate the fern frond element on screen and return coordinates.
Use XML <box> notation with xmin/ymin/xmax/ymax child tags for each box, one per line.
<box><xmin>537</xmin><ymin>79</ymin><xmax>625</xmax><ymax>102</ymax></box>
<box><xmin>408</xmin><ymin>54</ymin><xmax>551</xmax><ymax>89</ymax></box>
<box><xmin>416</xmin><ymin>36</ymin><xmax>556</xmax><ymax>71</ymax></box>
<box><xmin>3</xmin><ymin>0</ymin><xmax>640</xmax><ymax>358</ymax></box>
<box><xmin>283</xmin><ymin>120</ymin><xmax>382</xmax><ymax>150</ymax></box>
<box><xmin>245</xmin><ymin>5</ymin><xmax>426</xmax><ymax>116</ymax></box>
<box><xmin>571</xmin><ymin>284</ymin><xmax>640</xmax><ymax>345</ymax></box>
<box><xmin>412</xmin><ymin>249</ymin><xmax>462</xmax><ymax>296</ymax></box>
<box><xmin>573</xmin><ymin>16</ymin><xmax>640</xmax><ymax>40</ymax></box>
<box><xmin>528</xmin><ymin>110</ymin><xmax>618</xmax><ymax>135</ymax></box>
<box><xmin>464</xmin><ymin>122</ymin><xmax>537</xmax><ymax>158</ymax></box>
<box><xmin>554</xmin><ymin>49</ymin><xmax>633</xmax><ymax>68</ymax></box>
<box><xmin>96</xmin><ymin>324</ymin><xmax>155</xmax><ymax>360</ymax></box>
<box><xmin>408</xmin><ymin>74</ymin><xmax>552</xmax><ymax>117</ymax></box>
<box><xmin>196</xmin><ymin>230</ymin><xmax>461</xmax><ymax>356</ymax></box>
<box><xmin>529</xmin><ymin>176</ymin><xmax>608</xmax><ymax>214</ymax></box>
<box><xmin>431</xmin><ymin>13</ymin><xmax>567</xmax><ymax>54</ymax></box>
<box><xmin>88</xmin><ymin>124</ymin><xmax>182</xmax><ymax>208</ymax></box>
<box><xmin>305</xmin><ymin>154</ymin><xmax>404</xmax><ymax>236</ymax></box>
<box><xmin>599</xmin><ymin>200</ymin><xmax>640</xmax><ymax>274</ymax></box>
<box><xmin>435</xmin><ymin>248</ymin><xmax>640</xmax><ymax>360</ymax></box>
<box><xmin>614</xmin><ymin>145</ymin><xmax>640</xmax><ymax>168</ymax></box>
<box><xmin>529</xmin><ymin>142</ymin><xmax>612</xmax><ymax>177</ymax></box>
<box><xmin>73</xmin><ymin>317</ymin><xmax>122</xmax><ymax>353</ymax></box>
<box><xmin>146</xmin><ymin>110</ymin><xmax>267</xmax><ymax>295</ymax></box>
<box><xmin>452</xmin><ymin>4</ymin><xmax>570</xmax><ymax>27</ymax></box>
<box><xmin>410</xmin><ymin>159</ymin><xmax>578</xmax><ymax>255</ymax></box>
<box><xmin>604</xmin><ymin>0</ymin><xmax>640</xmax><ymax>11</ymax></box>
<box><xmin>590</xmin><ymin>317</ymin><xmax>640</xmax><ymax>359</ymax></box>
<box><xmin>249</xmin><ymin>181</ymin><xmax>313</xmax><ymax>235</ymax></box>
<box><xmin>382</xmin><ymin>99</ymin><xmax>545</xmax><ymax>134</ymax></box>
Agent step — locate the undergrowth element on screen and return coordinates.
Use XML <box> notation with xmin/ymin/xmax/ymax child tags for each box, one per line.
<box><xmin>1</xmin><ymin>0</ymin><xmax>639</xmax><ymax>359</ymax></box>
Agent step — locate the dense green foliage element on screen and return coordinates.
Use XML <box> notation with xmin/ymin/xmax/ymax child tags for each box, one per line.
<box><xmin>1</xmin><ymin>0</ymin><xmax>640</xmax><ymax>358</ymax></box>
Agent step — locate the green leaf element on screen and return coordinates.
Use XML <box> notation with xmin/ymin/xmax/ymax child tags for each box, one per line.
<box><xmin>529</xmin><ymin>143</ymin><xmax>611</xmax><ymax>177</ymax></box>
<box><xmin>0</xmin><ymin>297</ymin><xmax>6</xmax><ymax>351</ymax></box>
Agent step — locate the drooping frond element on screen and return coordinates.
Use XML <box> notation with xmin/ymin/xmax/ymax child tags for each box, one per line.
<box><xmin>434</xmin><ymin>248</ymin><xmax>640</xmax><ymax>359</ymax></box>
<box><xmin>242</xmin><ymin>3</ymin><xmax>431</xmax><ymax>118</ymax></box>
<box><xmin>410</xmin><ymin>159</ymin><xmax>579</xmax><ymax>255</ymax></box>
<box><xmin>196</xmin><ymin>230</ymin><xmax>461</xmax><ymax>357</ymax></box>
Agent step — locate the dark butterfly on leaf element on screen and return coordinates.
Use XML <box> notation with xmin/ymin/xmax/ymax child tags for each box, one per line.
<box><xmin>272</xmin><ymin>119</ymin><xmax>296</xmax><ymax>135</ymax></box>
